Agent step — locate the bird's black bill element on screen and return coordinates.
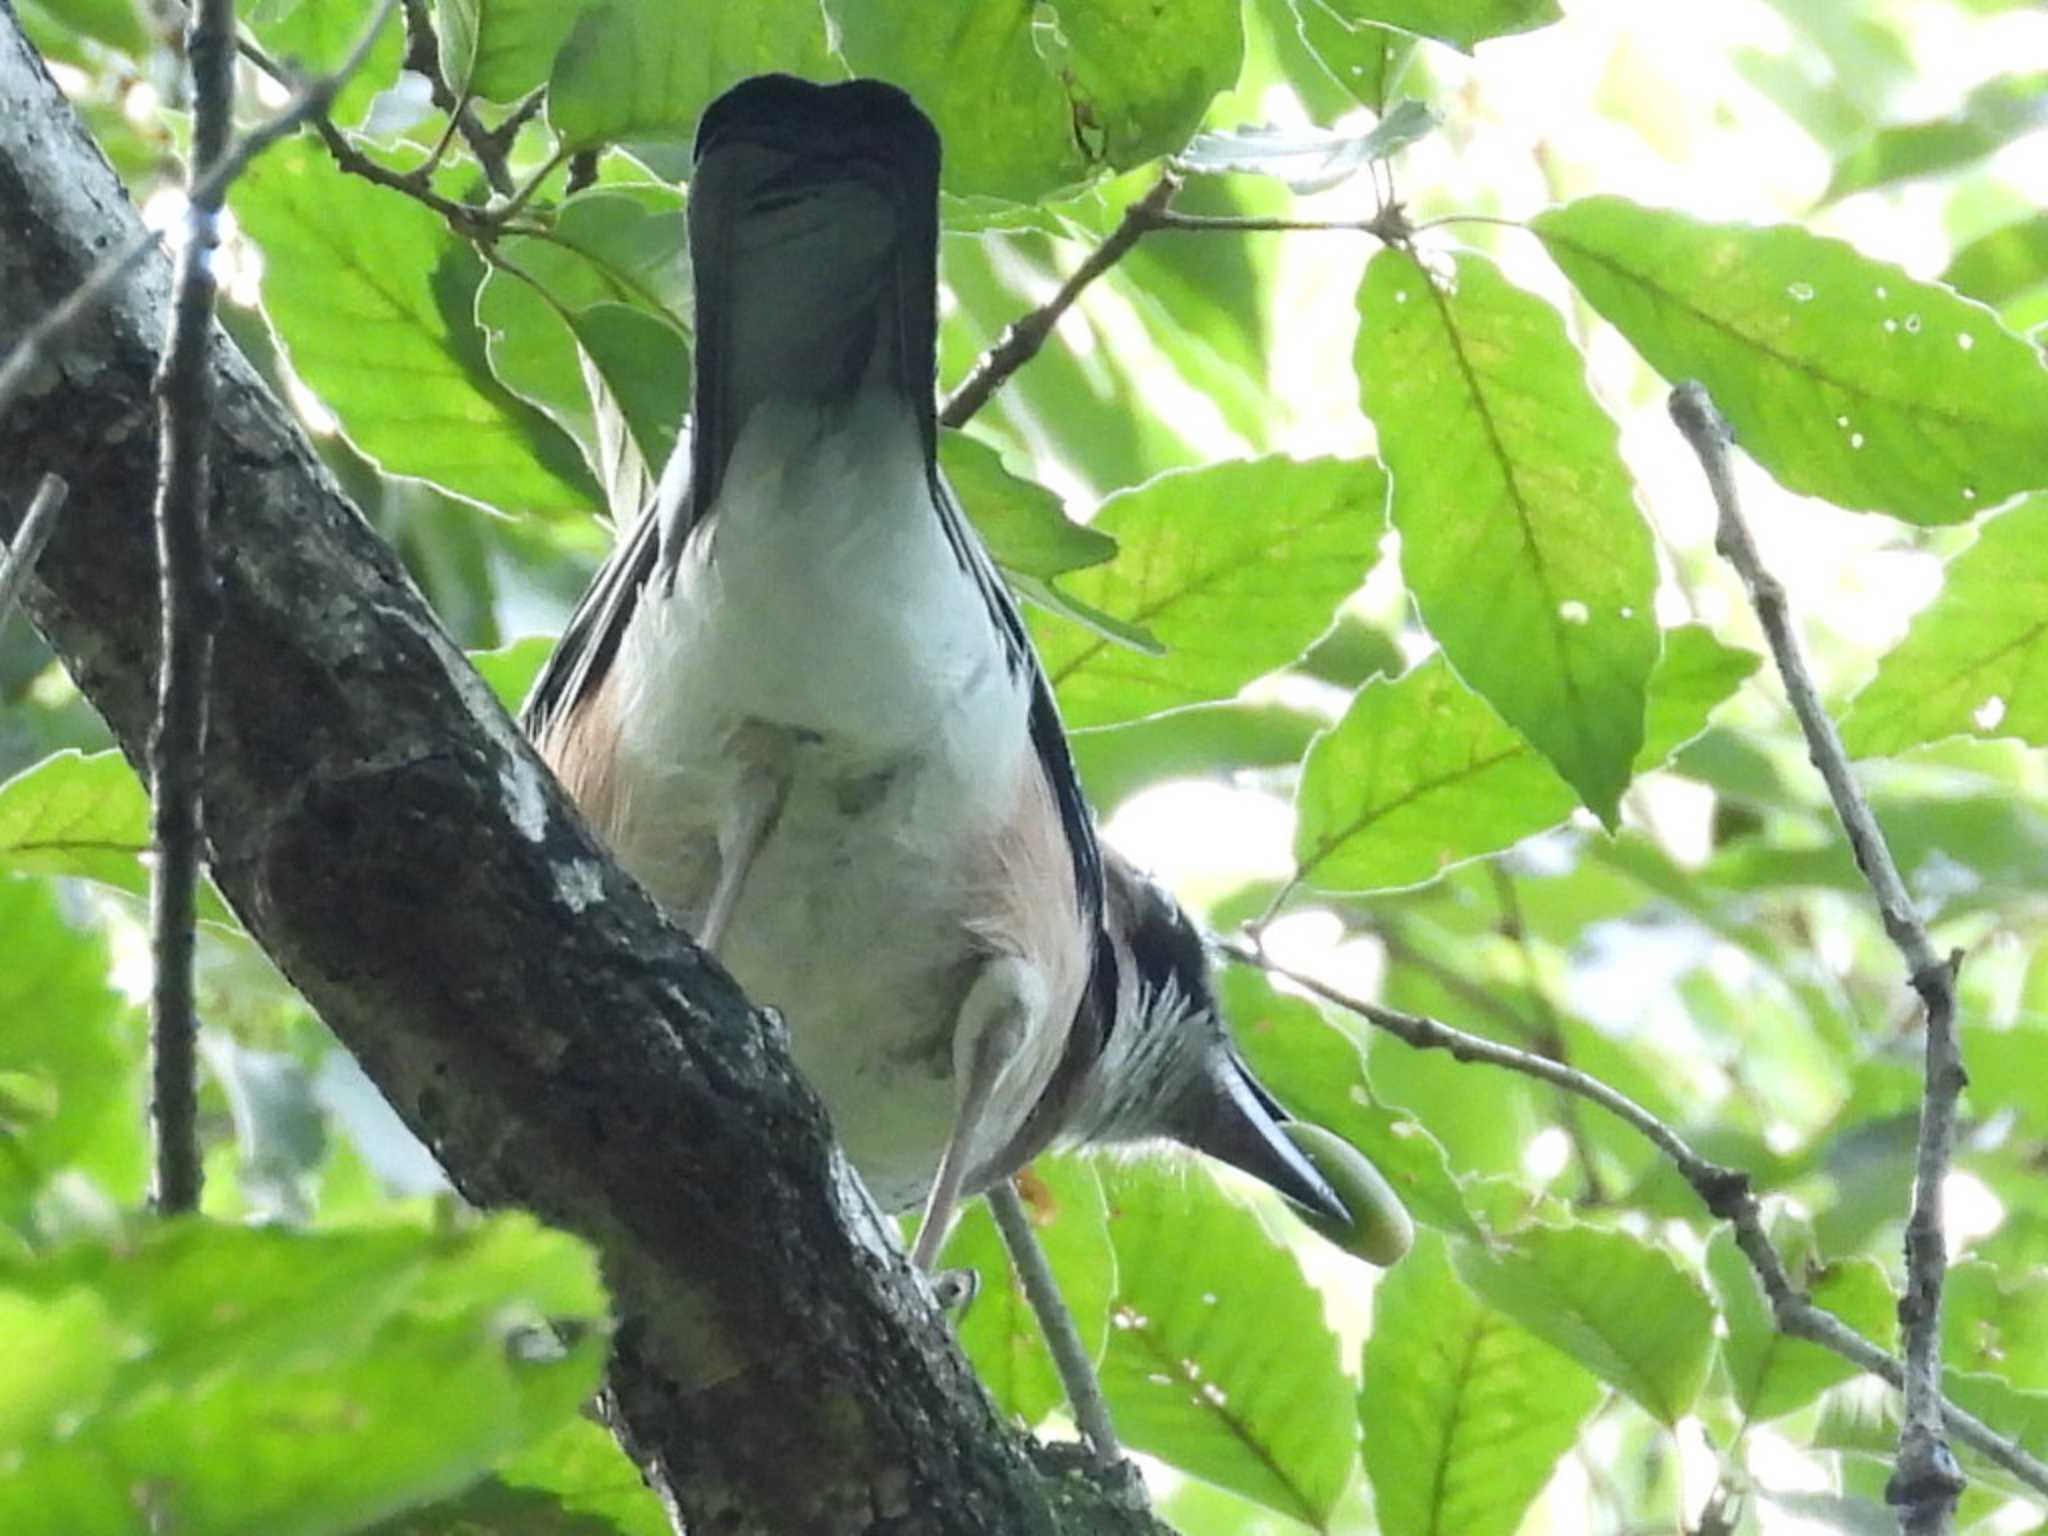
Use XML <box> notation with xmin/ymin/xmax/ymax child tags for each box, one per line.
<box><xmin>1194</xmin><ymin>1053</ymin><xmax>1350</xmax><ymax>1226</ymax></box>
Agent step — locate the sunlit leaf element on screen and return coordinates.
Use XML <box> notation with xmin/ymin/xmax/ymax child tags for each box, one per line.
<box><xmin>1100</xmin><ymin>1158</ymin><xmax>1357</xmax><ymax>1523</ymax></box>
<box><xmin>245</xmin><ymin>0</ymin><xmax>406</xmax><ymax>128</ymax></box>
<box><xmin>1708</xmin><ymin>1229</ymin><xmax>1895</xmax><ymax>1421</ymax></box>
<box><xmin>1453</xmin><ymin>1221</ymin><xmax>1715</xmax><ymax>1423</ymax></box>
<box><xmin>940</xmin><ymin>433</ymin><xmax>1116</xmax><ymax>581</ymax></box>
<box><xmin>1824</xmin><ymin>72</ymin><xmax>2048</xmax><ymax>203</ymax></box>
<box><xmin>1031</xmin><ymin>456</ymin><xmax>1387</xmax><ymax>728</ymax></box>
<box><xmin>1841</xmin><ymin>496</ymin><xmax>2048</xmax><ymax>755</ymax></box>
<box><xmin>1357</xmin><ymin>247</ymin><xmax>1658</xmax><ymax>826</ymax></box>
<box><xmin>1943</xmin><ymin>212</ymin><xmax>2048</xmax><ymax>309</ymax></box>
<box><xmin>833</xmin><ymin>0</ymin><xmax>1242</xmax><ymax>201</ymax></box>
<box><xmin>1362</xmin><ymin>1233</ymin><xmax>1601</xmax><ymax>1536</ymax></box>
<box><xmin>234</xmin><ymin>138</ymin><xmax>596</xmax><ymax>516</ymax></box>
<box><xmin>547</xmin><ymin>0</ymin><xmax>835</xmax><ymax>151</ymax></box>
<box><xmin>1319</xmin><ymin>0</ymin><xmax>1559</xmax><ymax>52</ymax></box>
<box><xmin>436</xmin><ymin>0</ymin><xmax>595</xmax><ymax>104</ymax></box>
<box><xmin>1535</xmin><ymin>196</ymin><xmax>2048</xmax><ymax>524</ymax></box>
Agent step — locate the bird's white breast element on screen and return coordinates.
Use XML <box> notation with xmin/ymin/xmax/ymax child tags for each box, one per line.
<box><xmin>607</xmin><ymin>390</ymin><xmax>1036</xmax><ymax>1210</ymax></box>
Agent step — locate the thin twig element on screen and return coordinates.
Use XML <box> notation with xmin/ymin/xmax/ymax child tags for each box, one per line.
<box><xmin>1668</xmin><ymin>382</ymin><xmax>1967</xmax><ymax>1533</ymax></box>
<box><xmin>1216</xmin><ymin>940</ymin><xmax>2045</xmax><ymax>1501</ymax></box>
<box><xmin>399</xmin><ymin>0</ymin><xmax>514</xmax><ymax>194</ymax></box>
<box><xmin>146</xmin><ymin>0</ymin><xmax>239</xmax><ymax>1217</ymax></box>
<box><xmin>987</xmin><ymin>1180</ymin><xmax>1123</xmax><ymax>1464</ymax></box>
<box><xmin>0</xmin><ymin>0</ymin><xmax>402</xmax><ymax>418</ymax></box>
<box><xmin>940</xmin><ymin>170</ymin><xmax>1184</xmax><ymax>429</ymax></box>
<box><xmin>0</xmin><ymin>475</ymin><xmax>69</xmax><ymax>626</ymax></box>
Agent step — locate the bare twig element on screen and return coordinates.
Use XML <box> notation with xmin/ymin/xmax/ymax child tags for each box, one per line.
<box><xmin>398</xmin><ymin>0</ymin><xmax>514</xmax><ymax>194</ymax></box>
<box><xmin>0</xmin><ymin>0</ymin><xmax>401</xmax><ymax>418</ymax></box>
<box><xmin>940</xmin><ymin>170</ymin><xmax>1184</xmax><ymax>429</ymax></box>
<box><xmin>1217</xmin><ymin>939</ymin><xmax>2045</xmax><ymax>1501</ymax></box>
<box><xmin>0</xmin><ymin>475</ymin><xmax>68</xmax><ymax>626</ymax></box>
<box><xmin>145</xmin><ymin>0</ymin><xmax>239</xmax><ymax>1216</ymax></box>
<box><xmin>1668</xmin><ymin>382</ymin><xmax>1967</xmax><ymax>1533</ymax></box>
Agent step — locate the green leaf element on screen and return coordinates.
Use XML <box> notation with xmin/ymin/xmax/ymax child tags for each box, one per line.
<box><xmin>1356</xmin><ymin>247</ymin><xmax>1658</xmax><ymax>826</ymax></box>
<box><xmin>489</xmin><ymin>1415</ymin><xmax>671</xmax><ymax>1536</ymax></box>
<box><xmin>1031</xmin><ymin>457</ymin><xmax>1387</xmax><ymax>728</ymax></box>
<box><xmin>1636</xmin><ymin>625</ymin><xmax>1759</xmax><ymax>768</ymax></box>
<box><xmin>0</xmin><ymin>1287</ymin><xmax>121</xmax><ymax>1444</ymax></box>
<box><xmin>470</xmin><ymin>636</ymin><xmax>557</xmax><ymax>713</ymax></box>
<box><xmin>1453</xmin><ymin>1222</ymin><xmax>1715</xmax><ymax>1424</ymax></box>
<box><xmin>1068</xmin><ymin>699</ymin><xmax>1321</xmax><ymax>813</ymax></box>
<box><xmin>1535</xmin><ymin>195</ymin><xmax>2048</xmax><ymax>525</ymax></box>
<box><xmin>436</xmin><ymin>0</ymin><xmax>596</xmax><ymax>103</ymax></box>
<box><xmin>1100</xmin><ymin>1158</ymin><xmax>1357</xmax><ymax>1523</ymax></box>
<box><xmin>38</xmin><ymin>0</ymin><xmax>146</xmax><ymax>57</ymax></box>
<box><xmin>1841</xmin><ymin>496</ymin><xmax>2048</xmax><ymax>755</ymax></box>
<box><xmin>1317</xmin><ymin>0</ymin><xmax>1559</xmax><ymax>52</ymax></box>
<box><xmin>245</xmin><ymin>0</ymin><xmax>406</xmax><ymax>128</ymax></box>
<box><xmin>474</xmin><ymin>189</ymin><xmax>697</xmax><ymax>494</ymax></box>
<box><xmin>1943</xmin><ymin>212</ymin><xmax>2048</xmax><ymax>309</ymax></box>
<box><xmin>1283</xmin><ymin>0</ymin><xmax>1414</xmax><ymax>115</ymax></box>
<box><xmin>937</xmin><ymin>1157</ymin><xmax>1113</xmax><ymax>1427</ymax></box>
<box><xmin>547</xmin><ymin>0</ymin><xmax>836</xmax><ymax>151</ymax></box>
<box><xmin>1222</xmin><ymin>967</ymin><xmax>1479</xmax><ymax>1239</ymax></box>
<box><xmin>1362</xmin><ymin>1233</ymin><xmax>1601</xmax><ymax>1536</ymax></box>
<box><xmin>1707</xmin><ymin>1229</ymin><xmax>1894</xmax><ymax>1421</ymax></box>
<box><xmin>1824</xmin><ymin>72</ymin><xmax>2048</xmax><ymax>203</ymax></box>
<box><xmin>833</xmin><ymin>0</ymin><xmax>1243</xmax><ymax>201</ymax></box>
<box><xmin>1294</xmin><ymin>654</ymin><xmax>1578</xmax><ymax>893</ymax></box>
<box><xmin>939</xmin><ymin>434</ymin><xmax>1117</xmax><ymax>581</ymax></box>
<box><xmin>234</xmin><ymin>137</ymin><xmax>595</xmax><ymax>516</ymax></box>
<box><xmin>0</xmin><ymin>878</ymin><xmax>144</xmax><ymax>1226</ymax></box>
<box><xmin>0</xmin><ymin>749</ymin><xmax>150</xmax><ymax>898</ymax></box>
<box><xmin>1946</xmin><ymin>1261</ymin><xmax>2048</xmax><ymax>1391</ymax></box>
<box><xmin>0</xmin><ymin>1218</ymin><xmax>607</xmax><ymax>1536</ymax></box>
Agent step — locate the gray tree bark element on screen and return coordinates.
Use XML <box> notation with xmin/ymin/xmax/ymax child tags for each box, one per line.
<box><xmin>0</xmin><ymin>11</ymin><xmax>1160</xmax><ymax>1533</ymax></box>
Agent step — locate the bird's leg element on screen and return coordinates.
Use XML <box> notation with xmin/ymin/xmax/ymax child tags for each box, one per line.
<box><xmin>698</xmin><ymin>764</ymin><xmax>790</xmax><ymax>954</ymax></box>
<box><xmin>987</xmin><ymin>1178</ymin><xmax>1123</xmax><ymax>1465</ymax></box>
<box><xmin>909</xmin><ymin>955</ymin><xmax>1041</xmax><ymax>1271</ymax></box>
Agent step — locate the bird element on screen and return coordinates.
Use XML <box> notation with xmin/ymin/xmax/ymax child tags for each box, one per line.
<box><xmin>521</xmin><ymin>72</ymin><xmax>1346</xmax><ymax>1366</ymax></box>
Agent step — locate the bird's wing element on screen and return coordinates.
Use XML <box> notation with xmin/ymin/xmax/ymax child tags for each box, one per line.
<box><xmin>519</xmin><ymin>500</ymin><xmax>660</xmax><ymax>746</ymax></box>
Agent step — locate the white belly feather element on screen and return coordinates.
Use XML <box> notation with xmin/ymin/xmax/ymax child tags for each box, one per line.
<box><xmin>608</xmin><ymin>391</ymin><xmax>1034</xmax><ymax>1210</ymax></box>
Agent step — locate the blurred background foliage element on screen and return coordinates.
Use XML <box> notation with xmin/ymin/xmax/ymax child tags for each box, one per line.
<box><xmin>4</xmin><ymin>0</ymin><xmax>2048</xmax><ymax>1532</ymax></box>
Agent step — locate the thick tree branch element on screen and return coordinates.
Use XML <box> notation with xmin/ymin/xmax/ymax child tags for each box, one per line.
<box><xmin>144</xmin><ymin>0</ymin><xmax>237</xmax><ymax>1216</ymax></box>
<box><xmin>0</xmin><ymin>14</ymin><xmax>1162</xmax><ymax>1534</ymax></box>
<box><xmin>1221</xmin><ymin>942</ymin><xmax>2047</xmax><ymax>1502</ymax></box>
<box><xmin>1669</xmin><ymin>382</ymin><xmax>1967</xmax><ymax>1532</ymax></box>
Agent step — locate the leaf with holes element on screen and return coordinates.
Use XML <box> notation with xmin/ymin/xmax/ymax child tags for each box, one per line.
<box><xmin>1100</xmin><ymin>1158</ymin><xmax>1357</xmax><ymax>1523</ymax></box>
<box><xmin>1535</xmin><ymin>196</ymin><xmax>2048</xmax><ymax>524</ymax></box>
<box><xmin>1453</xmin><ymin>1221</ymin><xmax>1714</xmax><ymax>1424</ymax></box>
<box><xmin>1842</xmin><ymin>496</ymin><xmax>2048</xmax><ymax>756</ymax></box>
<box><xmin>1030</xmin><ymin>457</ymin><xmax>1386</xmax><ymax>729</ymax></box>
<box><xmin>1357</xmin><ymin>247</ymin><xmax>1658</xmax><ymax>827</ymax></box>
<box><xmin>1363</xmin><ymin>1233</ymin><xmax>1601</xmax><ymax>1536</ymax></box>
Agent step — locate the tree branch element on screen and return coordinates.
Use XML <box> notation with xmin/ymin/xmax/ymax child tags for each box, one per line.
<box><xmin>940</xmin><ymin>170</ymin><xmax>1182</xmax><ymax>429</ymax></box>
<box><xmin>1218</xmin><ymin>941</ymin><xmax>2046</xmax><ymax>1502</ymax></box>
<box><xmin>144</xmin><ymin>0</ymin><xmax>237</xmax><ymax>1216</ymax></box>
<box><xmin>1668</xmin><ymin>382</ymin><xmax>1967</xmax><ymax>1532</ymax></box>
<box><xmin>0</xmin><ymin>15</ymin><xmax>1165</xmax><ymax>1534</ymax></box>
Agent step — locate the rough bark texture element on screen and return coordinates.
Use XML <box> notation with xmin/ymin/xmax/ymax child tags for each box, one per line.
<box><xmin>0</xmin><ymin>13</ymin><xmax>1162</xmax><ymax>1534</ymax></box>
